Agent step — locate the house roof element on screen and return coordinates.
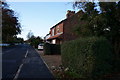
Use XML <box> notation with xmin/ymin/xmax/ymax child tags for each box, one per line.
<box><xmin>46</xmin><ymin>33</ymin><xmax>50</xmax><ymax>36</ymax></box>
<box><xmin>50</xmin><ymin>19</ymin><xmax>67</xmax><ymax>29</ymax></box>
<box><xmin>50</xmin><ymin>10</ymin><xmax>84</xmax><ymax>30</ymax></box>
<box><xmin>47</xmin><ymin>34</ymin><xmax>63</xmax><ymax>40</ymax></box>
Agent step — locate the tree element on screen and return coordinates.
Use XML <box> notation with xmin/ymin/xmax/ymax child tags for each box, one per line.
<box><xmin>73</xmin><ymin>1</ymin><xmax>120</xmax><ymax>57</ymax></box>
<box><xmin>73</xmin><ymin>2</ymin><xmax>99</xmax><ymax>37</ymax></box>
<box><xmin>27</xmin><ymin>30</ymin><xmax>34</xmax><ymax>40</ymax></box>
<box><xmin>26</xmin><ymin>31</ymin><xmax>43</xmax><ymax>48</ymax></box>
<box><xmin>13</xmin><ymin>36</ymin><xmax>24</xmax><ymax>43</ymax></box>
<box><xmin>30</xmin><ymin>36</ymin><xmax>43</xmax><ymax>48</ymax></box>
<box><xmin>2</xmin><ymin>1</ymin><xmax>21</xmax><ymax>43</ymax></box>
<box><xmin>98</xmin><ymin>2</ymin><xmax>120</xmax><ymax>57</ymax></box>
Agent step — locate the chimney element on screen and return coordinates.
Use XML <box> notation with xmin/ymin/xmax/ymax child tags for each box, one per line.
<box><xmin>66</xmin><ymin>10</ymin><xmax>75</xmax><ymax>18</ymax></box>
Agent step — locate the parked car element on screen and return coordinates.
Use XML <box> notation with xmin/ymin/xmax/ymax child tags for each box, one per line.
<box><xmin>38</xmin><ymin>43</ymin><xmax>44</xmax><ymax>50</ymax></box>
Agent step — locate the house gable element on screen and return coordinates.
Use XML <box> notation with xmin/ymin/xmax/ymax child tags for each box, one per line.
<box><xmin>45</xmin><ymin>10</ymin><xmax>84</xmax><ymax>44</ymax></box>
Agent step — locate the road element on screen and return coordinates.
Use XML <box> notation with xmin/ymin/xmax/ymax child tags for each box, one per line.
<box><xmin>2</xmin><ymin>44</ymin><xmax>54</xmax><ymax>80</ymax></box>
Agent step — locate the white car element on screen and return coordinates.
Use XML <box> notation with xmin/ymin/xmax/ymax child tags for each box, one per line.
<box><xmin>38</xmin><ymin>43</ymin><xmax>44</xmax><ymax>50</ymax></box>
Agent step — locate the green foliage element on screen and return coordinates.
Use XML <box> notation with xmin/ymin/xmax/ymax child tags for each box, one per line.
<box><xmin>61</xmin><ymin>37</ymin><xmax>114</xmax><ymax>78</ymax></box>
<box><xmin>2</xmin><ymin>2</ymin><xmax>21</xmax><ymax>43</ymax></box>
<box><xmin>29</xmin><ymin>36</ymin><xmax>43</xmax><ymax>48</ymax></box>
<box><xmin>26</xmin><ymin>31</ymin><xmax>43</xmax><ymax>48</ymax></box>
<box><xmin>51</xmin><ymin>44</ymin><xmax>61</xmax><ymax>54</ymax></box>
<box><xmin>64</xmin><ymin>70</ymin><xmax>81</xmax><ymax>78</ymax></box>
<box><xmin>44</xmin><ymin>43</ymin><xmax>61</xmax><ymax>55</ymax></box>
<box><xmin>114</xmin><ymin>58</ymin><xmax>120</xmax><ymax>72</ymax></box>
<box><xmin>44</xmin><ymin>43</ymin><xmax>51</xmax><ymax>55</ymax></box>
<box><xmin>12</xmin><ymin>36</ymin><xmax>24</xmax><ymax>43</ymax></box>
<box><xmin>73</xmin><ymin>2</ymin><xmax>120</xmax><ymax>55</ymax></box>
<box><xmin>27</xmin><ymin>31</ymin><xmax>34</xmax><ymax>39</ymax></box>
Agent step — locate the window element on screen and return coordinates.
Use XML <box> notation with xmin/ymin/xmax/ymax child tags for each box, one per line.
<box><xmin>52</xmin><ymin>28</ymin><xmax>54</xmax><ymax>36</ymax></box>
<box><xmin>57</xmin><ymin>26</ymin><xmax>60</xmax><ymax>33</ymax></box>
<box><xmin>52</xmin><ymin>39</ymin><xmax>56</xmax><ymax>44</ymax></box>
<box><xmin>57</xmin><ymin>28</ymin><xmax>60</xmax><ymax>33</ymax></box>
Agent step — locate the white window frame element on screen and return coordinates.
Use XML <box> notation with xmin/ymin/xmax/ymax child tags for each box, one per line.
<box><xmin>57</xmin><ymin>26</ymin><xmax>60</xmax><ymax>33</ymax></box>
<box><xmin>52</xmin><ymin>39</ymin><xmax>56</xmax><ymax>44</ymax></box>
<box><xmin>52</xmin><ymin>28</ymin><xmax>54</xmax><ymax>36</ymax></box>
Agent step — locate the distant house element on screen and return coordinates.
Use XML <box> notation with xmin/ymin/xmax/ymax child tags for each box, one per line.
<box><xmin>44</xmin><ymin>10</ymin><xmax>84</xmax><ymax>44</ymax></box>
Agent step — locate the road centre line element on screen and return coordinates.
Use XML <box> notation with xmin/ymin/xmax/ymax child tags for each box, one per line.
<box><xmin>25</xmin><ymin>50</ymin><xmax>28</xmax><ymax>58</ymax></box>
<box><xmin>13</xmin><ymin>49</ymin><xmax>28</xmax><ymax>80</ymax></box>
<box><xmin>13</xmin><ymin>63</ymin><xmax>23</xmax><ymax>80</ymax></box>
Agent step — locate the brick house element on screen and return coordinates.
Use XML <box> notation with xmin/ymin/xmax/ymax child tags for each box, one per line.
<box><xmin>44</xmin><ymin>10</ymin><xmax>83</xmax><ymax>44</ymax></box>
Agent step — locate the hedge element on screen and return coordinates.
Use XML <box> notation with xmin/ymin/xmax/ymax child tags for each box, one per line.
<box><xmin>44</xmin><ymin>43</ymin><xmax>61</xmax><ymax>55</ymax></box>
<box><xmin>61</xmin><ymin>37</ymin><xmax>114</xmax><ymax>78</ymax></box>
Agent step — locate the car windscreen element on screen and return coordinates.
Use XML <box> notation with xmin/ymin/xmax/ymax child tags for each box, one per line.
<box><xmin>39</xmin><ymin>44</ymin><xmax>44</xmax><ymax>46</ymax></box>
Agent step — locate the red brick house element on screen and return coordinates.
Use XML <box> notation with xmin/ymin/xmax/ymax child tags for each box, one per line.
<box><xmin>44</xmin><ymin>10</ymin><xmax>83</xmax><ymax>44</ymax></box>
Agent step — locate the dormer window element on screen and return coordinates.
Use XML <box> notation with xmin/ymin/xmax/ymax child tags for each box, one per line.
<box><xmin>52</xmin><ymin>28</ymin><xmax>54</xmax><ymax>36</ymax></box>
<box><xmin>57</xmin><ymin>28</ymin><xmax>60</xmax><ymax>33</ymax></box>
<box><xmin>57</xmin><ymin>26</ymin><xmax>60</xmax><ymax>33</ymax></box>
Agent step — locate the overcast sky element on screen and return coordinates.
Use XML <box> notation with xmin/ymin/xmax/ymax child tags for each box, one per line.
<box><xmin>8</xmin><ymin>2</ymin><xmax>78</xmax><ymax>40</ymax></box>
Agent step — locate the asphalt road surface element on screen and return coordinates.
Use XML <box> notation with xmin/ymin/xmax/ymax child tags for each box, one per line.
<box><xmin>2</xmin><ymin>44</ymin><xmax>54</xmax><ymax>80</ymax></box>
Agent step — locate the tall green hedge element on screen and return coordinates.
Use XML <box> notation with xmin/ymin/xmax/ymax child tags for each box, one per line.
<box><xmin>43</xmin><ymin>43</ymin><xmax>51</xmax><ymax>55</ymax></box>
<box><xmin>61</xmin><ymin>37</ymin><xmax>114</xmax><ymax>78</ymax></box>
<box><xmin>44</xmin><ymin>43</ymin><xmax>61</xmax><ymax>55</ymax></box>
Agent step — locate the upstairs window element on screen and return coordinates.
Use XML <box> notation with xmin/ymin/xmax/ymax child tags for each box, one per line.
<box><xmin>52</xmin><ymin>28</ymin><xmax>54</xmax><ymax>36</ymax></box>
<box><xmin>57</xmin><ymin>26</ymin><xmax>60</xmax><ymax>33</ymax></box>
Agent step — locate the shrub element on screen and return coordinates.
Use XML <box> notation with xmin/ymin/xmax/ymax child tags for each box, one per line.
<box><xmin>61</xmin><ymin>37</ymin><xmax>114</xmax><ymax>78</ymax></box>
<box><xmin>44</xmin><ymin>43</ymin><xmax>61</xmax><ymax>55</ymax></box>
<box><xmin>51</xmin><ymin>44</ymin><xmax>61</xmax><ymax>54</ymax></box>
<box><xmin>44</xmin><ymin>43</ymin><xmax>51</xmax><ymax>55</ymax></box>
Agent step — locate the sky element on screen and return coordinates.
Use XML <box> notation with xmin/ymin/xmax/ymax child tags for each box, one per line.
<box><xmin>8</xmin><ymin>2</ymin><xmax>79</xmax><ymax>40</ymax></box>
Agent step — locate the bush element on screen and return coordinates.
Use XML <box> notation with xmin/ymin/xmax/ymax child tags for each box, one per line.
<box><xmin>43</xmin><ymin>43</ymin><xmax>51</xmax><ymax>55</ymax></box>
<box><xmin>44</xmin><ymin>43</ymin><xmax>61</xmax><ymax>55</ymax></box>
<box><xmin>61</xmin><ymin>37</ymin><xmax>114</xmax><ymax>78</ymax></box>
<box><xmin>30</xmin><ymin>41</ymin><xmax>39</xmax><ymax>48</ymax></box>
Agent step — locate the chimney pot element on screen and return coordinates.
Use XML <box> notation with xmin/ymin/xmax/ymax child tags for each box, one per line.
<box><xmin>66</xmin><ymin>10</ymin><xmax>75</xmax><ymax>18</ymax></box>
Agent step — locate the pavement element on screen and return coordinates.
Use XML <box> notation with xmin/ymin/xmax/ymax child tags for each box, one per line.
<box><xmin>2</xmin><ymin>44</ymin><xmax>54</xmax><ymax>80</ymax></box>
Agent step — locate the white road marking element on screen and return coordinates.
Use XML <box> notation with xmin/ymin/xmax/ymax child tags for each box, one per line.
<box><xmin>25</xmin><ymin>50</ymin><xmax>28</xmax><ymax>58</ymax></box>
<box><xmin>13</xmin><ymin>63</ymin><xmax>23</xmax><ymax>80</ymax></box>
<box><xmin>13</xmin><ymin>50</ymin><xmax>28</xmax><ymax>80</ymax></box>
